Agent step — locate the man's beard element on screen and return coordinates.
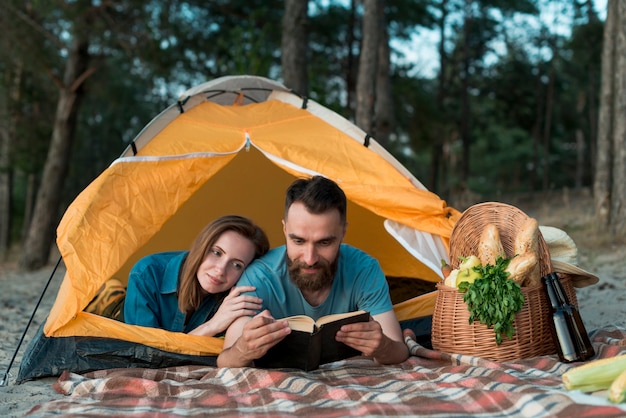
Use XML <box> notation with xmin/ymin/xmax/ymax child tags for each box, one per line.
<box><xmin>287</xmin><ymin>256</ymin><xmax>338</xmax><ymax>292</ymax></box>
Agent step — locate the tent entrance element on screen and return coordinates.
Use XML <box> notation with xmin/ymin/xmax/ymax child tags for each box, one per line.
<box><xmin>111</xmin><ymin>147</ymin><xmax>438</xmax><ymax>286</ymax></box>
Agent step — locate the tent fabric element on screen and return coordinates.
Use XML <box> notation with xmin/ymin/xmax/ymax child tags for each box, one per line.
<box><xmin>18</xmin><ymin>316</ymin><xmax>432</xmax><ymax>383</ymax></box>
<box><xmin>18</xmin><ymin>75</ymin><xmax>460</xmax><ymax>382</ymax></box>
<box><xmin>17</xmin><ymin>323</ymin><xmax>219</xmax><ymax>383</ymax></box>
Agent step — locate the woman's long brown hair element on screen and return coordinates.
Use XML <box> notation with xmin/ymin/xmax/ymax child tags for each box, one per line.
<box><xmin>177</xmin><ymin>215</ymin><xmax>269</xmax><ymax>314</ymax></box>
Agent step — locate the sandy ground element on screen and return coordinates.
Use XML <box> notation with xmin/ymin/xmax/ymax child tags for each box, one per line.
<box><xmin>0</xmin><ymin>192</ymin><xmax>625</xmax><ymax>416</ymax></box>
<box><xmin>0</xmin><ymin>262</ymin><xmax>65</xmax><ymax>417</ymax></box>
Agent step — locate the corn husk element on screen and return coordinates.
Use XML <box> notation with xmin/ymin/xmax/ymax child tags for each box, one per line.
<box><xmin>562</xmin><ymin>354</ymin><xmax>626</xmax><ymax>393</ymax></box>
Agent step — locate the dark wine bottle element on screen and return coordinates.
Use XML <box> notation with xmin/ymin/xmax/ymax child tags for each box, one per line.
<box><xmin>543</xmin><ymin>273</ymin><xmax>578</xmax><ymax>362</ymax></box>
<box><xmin>542</xmin><ymin>273</ymin><xmax>595</xmax><ymax>362</ymax></box>
<box><xmin>552</xmin><ymin>273</ymin><xmax>595</xmax><ymax>361</ymax></box>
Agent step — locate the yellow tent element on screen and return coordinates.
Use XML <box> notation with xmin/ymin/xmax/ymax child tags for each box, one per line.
<box><xmin>18</xmin><ymin>75</ymin><xmax>460</xmax><ymax>382</ymax></box>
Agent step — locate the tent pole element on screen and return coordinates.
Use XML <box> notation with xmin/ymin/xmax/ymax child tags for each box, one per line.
<box><xmin>0</xmin><ymin>256</ymin><xmax>63</xmax><ymax>386</ymax></box>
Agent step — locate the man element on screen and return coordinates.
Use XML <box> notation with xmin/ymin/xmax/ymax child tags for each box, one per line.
<box><xmin>217</xmin><ymin>176</ymin><xmax>409</xmax><ymax>367</ymax></box>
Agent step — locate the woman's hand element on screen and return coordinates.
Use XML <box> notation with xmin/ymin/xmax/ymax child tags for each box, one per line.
<box><xmin>189</xmin><ymin>286</ymin><xmax>262</xmax><ymax>337</ymax></box>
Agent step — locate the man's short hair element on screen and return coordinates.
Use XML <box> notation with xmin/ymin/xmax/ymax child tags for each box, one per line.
<box><xmin>284</xmin><ymin>176</ymin><xmax>347</xmax><ymax>224</ymax></box>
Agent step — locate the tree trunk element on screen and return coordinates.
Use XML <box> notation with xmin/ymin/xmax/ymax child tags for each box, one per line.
<box><xmin>373</xmin><ymin>0</ymin><xmax>392</xmax><ymax>148</ymax></box>
<box><xmin>587</xmin><ymin>69</ymin><xmax>598</xmax><ymax>184</ymax></box>
<box><xmin>281</xmin><ymin>0</ymin><xmax>309</xmax><ymax>96</ymax></box>
<box><xmin>460</xmin><ymin>11</ymin><xmax>471</xmax><ymax>186</ymax></box>
<box><xmin>430</xmin><ymin>0</ymin><xmax>448</xmax><ymax>193</ymax></box>
<box><xmin>0</xmin><ymin>58</ymin><xmax>23</xmax><ymax>261</ymax></box>
<box><xmin>575</xmin><ymin>91</ymin><xmax>586</xmax><ymax>190</ymax></box>
<box><xmin>542</xmin><ymin>56</ymin><xmax>555</xmax><ymax>193</ymax></box>
<box><xmin>594</xmin><ymin>0</ymin><xmax>617</xmax><ymax>229</ymax></box>
<box><xmin>575</xmin><ymin>128</ymin><xmax>584</xmax><ymax>189</ymax></box>
<box><xmin>530</xmin><ymin>64</ymin><xmax>545</xmax><ymax>192</ymax></box>
<box><xmin>18</xmin><ymin>37</ymin><xmax>91</xmax><ymax>271</ymax></box>
<box><xmin>346</xmin><ymin>0</ymin><xmax>357</xmax><ymax>117</ymax></box>
<box><xmin>20</xmin><ymin>173</ymin><xmax>36</xmax><ymax>245</ymax></box>
<box><xmin>586</xmin><ymin>0</ymin><xmax>599</xmax><ymax>188</ymax></box>
<box><xmin>0</xmin><ymin>81</ymin><xmax>11</xmax><ymax>261</ymax></box>
<box><xmin>610</xmin><ymin>1</ymin><xmax>626</xmax><ymax>236</ymax></box>
<box><xmin>355</xmin><ymin>0</ymin><xmax>380</xmax><ymax>133</ymax></box>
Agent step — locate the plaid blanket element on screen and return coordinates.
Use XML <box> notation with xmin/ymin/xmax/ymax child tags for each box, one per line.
<box><xmin>28</xmin><ymin>326</ymin><xmax>626</xmax><ymax>417</ymax></box>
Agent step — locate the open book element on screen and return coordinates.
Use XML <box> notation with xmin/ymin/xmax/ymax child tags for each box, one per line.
<box><xmin>255</xmin><ymin>310</ymin><xmax>370</xmax><ymax>371</ymax></box>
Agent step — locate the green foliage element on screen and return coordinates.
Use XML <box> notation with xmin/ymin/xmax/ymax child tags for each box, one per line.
<box><xmin>307</xmin><ymin>2</ymin><xmax>356</xmax><ymax>113</ymax></box>
<box><xmin>0</xmin><ymin>0</ymin><xmax>608</xmax><ymax>247</ymax></box>
<box><xmin>469</xmin><ymin>125</ymin><xmax>536</xmax><ymax>195</ymax></box>
<box><xmin>385</xmin><ymin>0</ymin><xmax>437</xmax><ymax>39</ymax></box>
<box><xmin>207</xmin><ymin>1</ymin><xmax>283</xmax><ymax>77</ymax></box>
<box><xmin>1</xmin><ymin>18</ymin><xmax>57</xmax><ymax>175</ymax></box>
<box><xmin>458</xmin><ymin>256</ymin><xmax>525</xmax><ymax>345</ymax></box>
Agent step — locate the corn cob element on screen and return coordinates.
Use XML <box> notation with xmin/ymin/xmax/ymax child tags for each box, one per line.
<box><xmin>562</xmin><ymin>354</ymin><xmax>626</xmax><ymax>393</ymax></box>
<box><xmin>608</xmin><ymin>369</ymin><xmax>626</xmax><ymax>403</ymax></box>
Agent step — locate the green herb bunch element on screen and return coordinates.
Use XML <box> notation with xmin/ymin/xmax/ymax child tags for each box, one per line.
<box><xmin>457</xmin><ymin>256</ymin><xmax>525</xmax><ymax>345</ymax></box>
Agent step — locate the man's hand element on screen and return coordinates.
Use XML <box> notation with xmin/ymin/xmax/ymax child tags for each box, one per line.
<box><xmin>190</xmin><ymin>286</ymin><xmax>261</xmax><ymax>337</ymax></box>
<box><xmin>335</xmin><ymin>317</ymin><xmax>387</xmax><ymax>357</ymax></box>
<box><xmin>217</xmin><ymin>310</ymin><xmax>291</xmax><ymax>368</ymax></box>
<box><xmin>334</xmin><ymin>311</ymin><xmax>409</xmax><ymax>365</ymax></box>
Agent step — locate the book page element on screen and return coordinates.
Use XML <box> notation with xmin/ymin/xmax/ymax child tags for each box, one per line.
<box><xmin>316</xmin><ymin>310</ymin><xmax>368</xmax><ymax>327</ymax></box>
<box><xmin>284</xmin><ymin>315</ymin><xmax>316</xmax><ymax>333</ymax></box>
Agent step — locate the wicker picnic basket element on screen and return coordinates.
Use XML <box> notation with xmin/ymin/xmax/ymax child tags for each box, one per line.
<box><xmin>431</xmin><ymin>202</ymin><xmax>578</xmax><ymax>361</ymax></box>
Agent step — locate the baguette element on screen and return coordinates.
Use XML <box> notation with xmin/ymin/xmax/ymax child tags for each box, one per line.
<box><xmin>505</xmin><ymin>253</ymin><xmax>537</xmax><ymax>285</ymax></box>
<box><xmin>478</xmin><ymin>223</ymin><xmax>506</xmax><ymax>265</ymax></box>
<box><xmin>514</xmin><ymin>217</ymin><xmax>541</xmax><ymax>285</ymax></box>
<box><xmin>514</xmin><ymin>217</ymin><xmax>539</xmax><ymax>256</ymax></box>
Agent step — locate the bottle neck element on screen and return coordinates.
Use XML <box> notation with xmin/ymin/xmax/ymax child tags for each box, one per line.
<box><xmin>542</xmin><ymin>273</ymin><xmax>562</xmax><ymax>309</ymax></box>
<box><xmin>552</xmin><ymin>273</ymin><xmax>572</xmax><ymax>306</ymax></box>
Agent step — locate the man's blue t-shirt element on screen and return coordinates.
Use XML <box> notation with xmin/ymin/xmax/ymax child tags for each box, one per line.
<box><xmin>124</xmin><ymin>251</ymin><xmax>222</xmax><ymax>333</ymax></box>
<box><xmin>237</xmin><ymin>244</ymin><xmax>392</xmax><ymax>321</ymax></box>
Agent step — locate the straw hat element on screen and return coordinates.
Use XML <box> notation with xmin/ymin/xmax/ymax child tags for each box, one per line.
<box><xmin>539</xmin><ymin>225</ymin><xmax>600</xmax><ymax>288</ymax></box>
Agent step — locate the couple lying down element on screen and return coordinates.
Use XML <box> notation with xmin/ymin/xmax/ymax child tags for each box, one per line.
<box><xmin>86</xmin><ymin>176</ymin><xmax>409</xmax><ymax>367</ymax></box>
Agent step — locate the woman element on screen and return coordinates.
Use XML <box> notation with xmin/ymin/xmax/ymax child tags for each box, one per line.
<box><xmin>88</xmin><ymin>215</ymin><xmax>269</xmax><ymax>337</ymax></box>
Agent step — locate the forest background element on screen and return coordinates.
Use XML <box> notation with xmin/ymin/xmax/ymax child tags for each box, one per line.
<box><xmin>0</xmin><ymin>0</ymin><xmax>625</xmax><ymax>272</ymax></box>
